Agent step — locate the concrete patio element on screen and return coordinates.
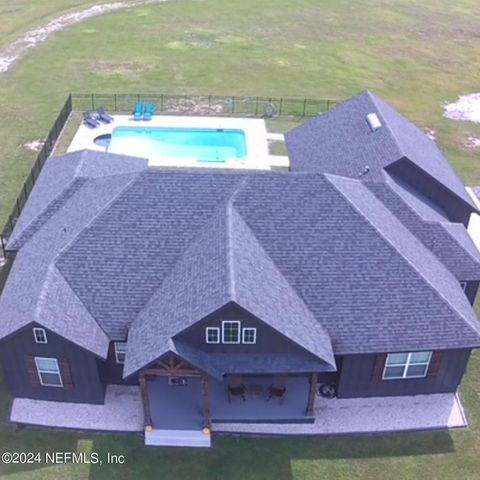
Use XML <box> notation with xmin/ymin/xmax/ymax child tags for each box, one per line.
<box><xmin>214</xmin><ymin>392</ymin><xmax>467</xmax><ymax>436</ymax></box>
<box><xmin>9</xmin><ymin>385</ymin><xmax>467</xmax><ymax>438</ymax></box>
<box><xmin>10</xmin><ymin>385</ymin><xmax>144</xmax><ymax>432</ymax></box>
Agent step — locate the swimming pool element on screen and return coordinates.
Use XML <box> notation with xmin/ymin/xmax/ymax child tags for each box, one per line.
<box><xmin>106</xmin><ymin>126</ymin><xmax>247</xmax><ymax>162</ymax></box>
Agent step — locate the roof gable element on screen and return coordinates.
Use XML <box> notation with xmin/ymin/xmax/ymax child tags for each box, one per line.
<box><xmin>124</xmin><ymin>201</ymin><xmax>335</xmax><ymax>377</ymax></box>
<box><xmin>285</xmin><ymin>90</ymin><xmax>476</xmax><ymax>210</ymax></box>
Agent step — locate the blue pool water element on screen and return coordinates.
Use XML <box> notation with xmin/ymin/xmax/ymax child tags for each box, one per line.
<box><xmin>107</xmin><ymin>126</ymin><xmax>247</xmax><ymax>162</ymax></box>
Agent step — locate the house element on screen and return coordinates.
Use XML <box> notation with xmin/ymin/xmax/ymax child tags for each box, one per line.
<box><xmin>1</xmin><ymin>90</ymin><xmax>480</xmax><ymax>447</ymax></box>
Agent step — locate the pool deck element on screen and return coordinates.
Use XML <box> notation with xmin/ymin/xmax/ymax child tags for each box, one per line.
<box><xmin>68</xmin><ymin>115</ymin><xmax>289</xmax><ymax>171</ymax></box>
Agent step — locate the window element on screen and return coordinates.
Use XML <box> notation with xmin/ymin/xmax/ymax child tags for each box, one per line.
<box><xmin>383</xmin><ymin>351</ymin><xmax>432</xmax><ymax>380</ymax></box>
<box><xmin>35</xmin><ymin>357</ymin><xmax>62</xmax><ymax>387</ymax></box>
<box><xmin>114</xmin><ymin>342</ymin><xmax>127</xmax><ymax>364</ymax></box>
<box><xmin>206</xmin><ymin>327</ymin><xmax>220</xmax><ymax>344</ymax></box>
<box><xmin>33</xmin><ymin>328</ymin><xmax>47</xmax><ymax>344</ymax></box>
<box><xmin>460</xmin><ymin>281</ymin><xmax>467</xmax><ymax>291</ymax></box>
<box><xmin>222</xmin><ymin>321</ymin><xmax>240</xmax><ymax>344</ymax></box>
<box><xmin>242</xmin><ymin>328</ymin><xmax>256</xmax><ymax>344</ymax></box>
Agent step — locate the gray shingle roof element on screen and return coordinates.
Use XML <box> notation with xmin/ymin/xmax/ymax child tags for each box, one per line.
<box><xmin>7</xmin><ymin>150</ymin><xmax>148</xmax><ymax>250</ymax></box>
<box><xmin>285</xmin><ymin>90</ymin><xmax>476</xmax><ymax>210</ymax></box>
<box><xmin>2</xmin><ymin>97</ymin><xmax>480</xmax><ymax>373</ymax></box>
<box><xmin>0</xmin><ymin>171</ymin><xmax>145</xmax><ymax>356</ymax></box>
<box><xmin>367</xmin><ymin>173</ymin><xmax>480</xmax><ymax>280</ymax></box>
<box><xmin>124</xmin><ymin>200</ymin><xmax>335</xmax><ymax>377</ymax></box>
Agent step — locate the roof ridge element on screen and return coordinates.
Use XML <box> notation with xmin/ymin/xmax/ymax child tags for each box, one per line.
<box><xmin>9</xmin><ymin>177</ymin><xmax>86</xmax><ymax>249</ymax></box>
<box><xmin>326</xmin><ymin>174</ymin><xmax>480</xmax><ymax>338</ymax></box>
<box><xmin>53</xmin><ymin>172</ymin><xmax>141</xmax><ymax>262</ymax></box>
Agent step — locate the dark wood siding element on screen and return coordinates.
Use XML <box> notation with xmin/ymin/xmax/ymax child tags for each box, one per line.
<box><xmin>337</xmin><ymin>349</ymin><xmax>471</xmax><ymax>398</ymax></box>
<box><xmin>177</xmin><ymin>302</ymin><xmax>317</xmax><ymax>357</ymax></box>
<box><xmin>387</xmin><ymin>160</ymin><xmax>472</xmax><ymax>226</ymax></box>
<box><xmin>97</xmin><ymin>342</ymin><xmax>138</xmax><ymax>385</ymax></box>
<box><xmin>464</xmin><ymin>281</ymin><xmax>479</xmax><ymax>306</ymax></box>
<box><xmin>0</xmin><ymin>323</ymin><xmax>105</xmax><ymax>404</ymax></box>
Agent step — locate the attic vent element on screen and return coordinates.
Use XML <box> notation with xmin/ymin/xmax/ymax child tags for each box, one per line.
<box><xmin>366</xmin><ymin>113</ymin><xmax>382</xmax><ymax>132</ymax></box>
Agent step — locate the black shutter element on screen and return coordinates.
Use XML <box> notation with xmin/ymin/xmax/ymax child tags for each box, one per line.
<box><xmin>371</xmin><ymin>353</ymin><xmax>387</xmax><ymax>382</ymax></box>
<box><xmin>427</xmin><ymin>351</ymin><xmax>442</xmax><ymax>377</ymax></box>
<box><xmin>24</xmin><ymin>355</ymin><xmax>40</xmax><ymax>387</ymax></box>
<box><xmin>58</xmin><ymin>358</ymin><xmax>74</xmax><ymax>390</ymax></box>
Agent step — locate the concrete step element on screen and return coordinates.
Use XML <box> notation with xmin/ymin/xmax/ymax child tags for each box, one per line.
<box><xmin>145</xmin><ymin>428</ymin><xmax>211</xmax><ymax>447</ymax></box>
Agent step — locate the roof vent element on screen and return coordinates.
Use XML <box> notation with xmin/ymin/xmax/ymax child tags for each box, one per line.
<box><xmin>359</xmin><ymin>165</ymin><xmax>370</xmax><ymax>177</ymax></box>
<box><xmin>366</xmin><ymin>113</ymin><xmax>382</xmax><ymax>132</ymax></box>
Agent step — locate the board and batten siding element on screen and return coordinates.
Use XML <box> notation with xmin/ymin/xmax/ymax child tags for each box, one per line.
<box><xmin>337</xmin><ymin>349</ymin><xmax>471</xmax><ymax>398</ymax></box>
<box><xmin>178</xmin><ymin>301</ymin><xmax>317</xmax><ymax>356</ymax></box>
<box><xmin>0</xmin><ymin>323</ymin><xmax>106</xmax><ymax>404</ymax></box>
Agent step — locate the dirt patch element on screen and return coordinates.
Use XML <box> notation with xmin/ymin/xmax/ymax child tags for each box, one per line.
<box><xmin>465</xmin><ymin>137</ymin><xmax>480</xmax><ymax>149</ymax></box>
<box><xmin>24</xmin><ymin>139</ymin><xmax>45</xmax><ymax>152</ymax></box>
<box><xmin>443</xmin><ymin>93</ymin><xmax>480</xmax><ymax>123</ymax></box>
<box><xmin>0</xmin><ymin>0</ymin><xmax>166</xmax><ymax>74</ymax></box>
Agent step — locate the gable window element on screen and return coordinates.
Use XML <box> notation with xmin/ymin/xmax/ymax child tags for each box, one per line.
<box><xmin>114</xmin><ymin>342</ymin><xmax>127</xmax><ymax>364</ymax></box>
<box><xmin>383</xmin><ymin>351</ymin><xmax>432</xmax><ymax>380</ymax></box>
<box><xmin>33</xmin><ymin>328</ymin><xmax>47</xmax><ymax>344</ymax></box>
<box><xmin>222</xmin><ymin>321</ymin><xmax>241</xmax><ymax>344</ymax></box>
<box><xmin>460</xmin><ymin>281</ymin><xmax>467</xmax><ymax>291</ymax></box>
<box><xmin>35</xmin><ymin>357</ymin><xmax>63</xmax><ymax>387</ymax></box>
<box><xmin>206</xmin><ymin>327</ymin><xmax>220</xmax><ymax>344</ymax></box>
<box><xmin>242</xmin><ymin>328</ymin><xmax>256</xmax><ymax>344</ymax></box>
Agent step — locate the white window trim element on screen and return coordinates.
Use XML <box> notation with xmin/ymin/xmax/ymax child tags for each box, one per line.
<box><xmin>35</xmin><ymin>357</ymin><xmax>63</xmax><ymax>387</ymax></box>
<box><xmin>114</xmin><ymin>342</ymin><xmax>127</xmax><ymax>364</ymax></box>
<box><xmin>33</xmin><ymin>327</ymin><xmax>47</xmax><ymax>344</ymax></box>
<box><xmin>242</xmin><ymin>327</ymin><xmax>256</xmax><ymax>344</ymax></box>
<box><xmin>382</xmin><ymin>351</ymin><xmax>432</xmax><ymax>380</ymax></box>
<box><xmin>222</xmin><ymin>321</ymin><xmax>241</xmax><ymax>344</ymax></box>
<box><xmin>205</xmin><ymin>327</ymin><xmax>220</xmax><ymax>344</ymax></box>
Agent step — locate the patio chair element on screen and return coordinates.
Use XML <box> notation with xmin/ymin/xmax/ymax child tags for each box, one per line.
<box><xmin>267</xmin><ymin>375</ymin><xmax>288</xmax><ymax>403</ymax></box>
<box><xmin>143</xmin><ymin>102</ymin><xmax>155</xmax><ymax>121</ymax></box>
<box><xmin>133</xmin><ymin>101</ymin><xmax>144</xmax><ymax>121</ymax></box>
<box><xmin>227</xmin><ymin>376</ymin><xmax>246</xmax><ymax>402</ymax></box>
<box><xmin>96</xmin><ymin>107</ymin><xmax>114</xmax><ymax>124</ymax></box>
<box><xmin>83</xmin><ymin>111</ymin><xmax>100</xmax><ymax>129</ymax></box>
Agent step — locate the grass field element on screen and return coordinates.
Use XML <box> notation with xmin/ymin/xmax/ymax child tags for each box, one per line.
<box><xmin>1</xmin><ymin>0</ymin><xmax>480</xmax><ymax>478</ymax></box>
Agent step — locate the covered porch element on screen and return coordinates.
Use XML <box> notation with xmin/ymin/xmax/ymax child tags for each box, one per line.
<box><xmin>138</xmin><ymin>354</ymin><xmax>319</xmax><ymax>446</ymax></box>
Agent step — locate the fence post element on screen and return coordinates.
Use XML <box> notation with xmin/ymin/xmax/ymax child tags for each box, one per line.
<box><xmin>279</xmin><ymin>98</ymin><xmax>283</xmax><ymax>116</ymax></box>
<box><xmin>231</xmin><ymin>96</ymin><xmax>235</xmax><ymax>115</ymax></box>
<box><xmin>160</xmin><ymin>94</ymin><xmax>164</xmax><ymax>112</ymax></box>
<box><xmin>114</xmin><ymin>94</ymin><xmax>117</xmax><ymax>112</ymax></box>
<box><xmin>326</xmin><ymin>99</ymin><xmax>330</xmax><ymax>111</ymax></box>
<box><xmin>302</xmin><ymin>98</ymin><xmax>307</xmax><ymax>117</ymax></box>
<box><xmin>91</xmin><ymin>93</ymin><xmax>95</xmax><ymax>111</ymax></box>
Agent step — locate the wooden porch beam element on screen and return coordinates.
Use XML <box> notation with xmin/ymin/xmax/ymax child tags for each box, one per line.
<box><xmin>305</xmin><ymin>373</ymin><xmax>318</xmax><ymax>416</ymax></box>
<box><xmin>139</xmin><ymin>374</ymin><xmax>153</xmax><ymax>428</ymax></box>
<box><xmin>201</xmin><ymin>375</ymin><xmax>211</xmax><ymax>428</ymax></box>
<box><xmin>142</xmin><ymin>368</ymin><xmax>201</xmax><ymax>377</ymax></box>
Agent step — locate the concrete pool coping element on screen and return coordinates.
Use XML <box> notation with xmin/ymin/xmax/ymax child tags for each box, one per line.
<box><xmin>68</xmin><ymin>115</ymin><xmax>288</xmax><ymax>171</ymax></box>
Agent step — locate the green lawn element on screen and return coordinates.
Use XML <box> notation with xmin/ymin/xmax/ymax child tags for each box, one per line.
<box><xmin>1</xmin><ymin>0</ymin><xmax>480</xmax><ymax>478</ymax></box>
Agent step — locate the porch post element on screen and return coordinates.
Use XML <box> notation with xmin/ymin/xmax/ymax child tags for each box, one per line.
<box><xmin>305</xmin><ymin>373</ymin><xmax>318</xmax><ymax>416</ymax></box>
<box><xmin>201</xmin><ymin>375</ymin><xmax>211</xmax><ymax>428</ymax></box>
<box><xmin>139</xmin><ymin>374</ymin><xmax>153</xmax><ymax>428</ymax></box>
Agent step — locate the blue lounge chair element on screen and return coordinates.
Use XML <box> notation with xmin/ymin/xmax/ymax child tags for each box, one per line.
<box><xmin>83</xmin><ymin>111</ymin><xmax>100</xmax><ymax>129</ymax></box>
<box><xmin>143</xmin><ymin>102</ymin><xmax>155</xmax><ymax>121</ymax></box>
<box><xmin>96</xmin><ymin>107</ymin><xmax>114</xmax><ymax>124</ymax></box>
<box><xmin>133</xmin><ymin>101</ymin><xmax>144</xmax><ymax>121</ymax></box>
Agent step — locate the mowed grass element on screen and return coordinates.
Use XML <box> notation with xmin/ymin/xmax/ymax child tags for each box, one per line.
<box><xmin>1</xmin><ymin>0</ymin><xmax>480</xmax><ymax>222</ymax></box>
<box><xmin>1</xmin><ymin>0</ymin><xmax>480</xmax><ymax>478</ymax></box>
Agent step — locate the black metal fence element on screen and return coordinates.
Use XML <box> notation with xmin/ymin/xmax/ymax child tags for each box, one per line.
<box><xmin>0</xmin><ymin>94</ymin><xmax>72</xmax><ymax>257</ymax></box>
<box><xmin>0</xmin><ymin>92</ymin><xmax>339</xmax><ymax>258</ymax></box>
<box><xmin>71</xmin><ymin>93</ymin><xmax>337</xmax><ymax>118</ymax></box>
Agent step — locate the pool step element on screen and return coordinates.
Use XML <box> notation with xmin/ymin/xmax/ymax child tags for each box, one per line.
<box><xmin>144</xmin><ymin>428</ymin><xmax>211</xmax><ymax>447</ymax></box>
